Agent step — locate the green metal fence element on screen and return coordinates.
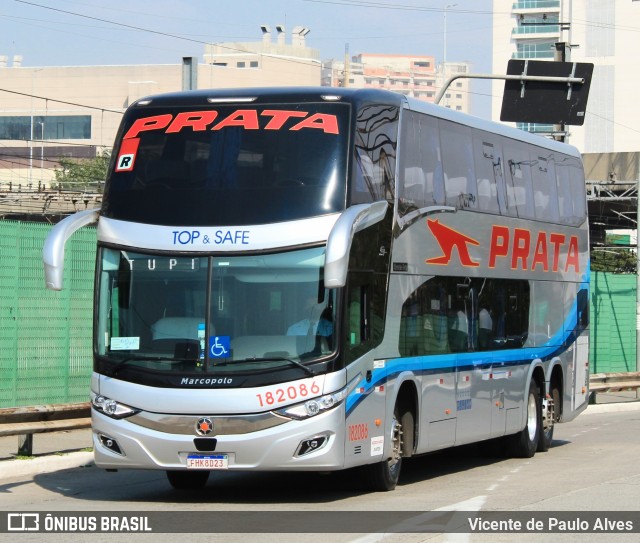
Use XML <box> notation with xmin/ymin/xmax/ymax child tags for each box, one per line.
<box><xmin>0</xmin><ymin>220</ymin><xmax>96</xmax><ymax>408</ymax></box>
<box><xmin>590</xmin><ymin>271</ymin><xmax>636</xmax><ymax>374</ymax></box>
<box><xmin>0</xmin><ymin>219</ymin><xmax>636</xmax><ymax>407</ymax></box>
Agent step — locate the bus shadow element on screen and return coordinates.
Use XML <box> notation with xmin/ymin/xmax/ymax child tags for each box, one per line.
<box><xmin>27</xmin><ymin>439</ymin><xmax>573</xmax><ymax>505</ymax></box>
<box><xmin>400</xmin><ymin>437</ymin><xmax>572</xmax><ymax>486</ymax></box>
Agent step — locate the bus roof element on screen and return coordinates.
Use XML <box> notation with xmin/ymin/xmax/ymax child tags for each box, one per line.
<box><xmin>129</xmin><ymin>86</ymin><xmax>581</xmax><ymax>159</ymax></box>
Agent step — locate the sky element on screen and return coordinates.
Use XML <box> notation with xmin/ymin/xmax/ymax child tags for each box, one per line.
<box><xmin>2</xmin><ymin>0</ymin><xmax>498</xmax><ymax>115</ymax></box>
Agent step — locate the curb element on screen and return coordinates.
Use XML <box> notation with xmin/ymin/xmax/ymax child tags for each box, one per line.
<box><xmin>583</xmin><ymin>401</ymin><xmax>640</xmax><ymax>414</ymax></box>
<box><xmin>0</xmin><ymin>451</ymin><xmax>94</xmax><ymax>482</ymax></box>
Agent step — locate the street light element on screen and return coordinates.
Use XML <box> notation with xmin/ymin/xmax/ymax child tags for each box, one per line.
<box><xmin>37</xmin><ymin>121</ymin><xmax>44</xmax><ymax>182</ymax></box>
<box><xmin>443</xmin><ymin>4</ymin><xmax>457</xmax><ymax>106</ymax></box>
<box><xmin>29</xmin><ymin>67</ymin><xmax>44</xmax><ymax>184</ymax></box>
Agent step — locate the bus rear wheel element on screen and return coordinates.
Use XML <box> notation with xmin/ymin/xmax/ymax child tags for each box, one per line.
<box><xmin>166</xmin><ymin>470</ymin><xmax>210</xmax><ymax>490</ymax></box>
<box><xmin>538</xmin><ymin>384</ymin><xmax>559</xmax><ymax>452</ymax></box>
<box><xmin>508</xmin><ymin>378</ymin><xmax>541</xmax><ymax>458</ymax></box>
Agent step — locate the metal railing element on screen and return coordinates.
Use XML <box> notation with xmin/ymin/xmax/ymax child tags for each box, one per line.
<box><xmin>0</xmin><ymin>402</ymin><xmax>91</xmax><ymax>456</ymax></box>
<box><xmin>589</xmin><ymin>372</ymin><xmax>640</xmax><ymax>403</ymax></box>
<box><xmin>1</xmin><ymin>373</ymin><xmax>638</xmax><ymax>457</ymax></box>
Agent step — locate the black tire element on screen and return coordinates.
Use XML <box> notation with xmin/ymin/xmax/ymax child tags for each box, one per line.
<box><xmin>508</xmin><ymin>378</ymin><xmax>541</xmax><ymax>458</ymax></box>
<box><xmin>363</xmin><ymin>407</ymin><xmax>406</xmax><ymax>491</ymax></box>
<box><xmin>538</xmin><ymin>384</ymin><xmax>559</xmax><ymax>452</ymax></box>
<box><xmin>400</xmin><ymin>410</ymin><xmax>415</xmax><ymax>458</ymax></box>
<box><xmin>166</xmin><ymin>470</ymin><xmax>210</xmax><ymax>490</ymax></box>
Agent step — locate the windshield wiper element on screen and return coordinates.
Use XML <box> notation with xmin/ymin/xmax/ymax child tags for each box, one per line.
<box><xmin>108</xmin><ymin>355</ymin><xmax>196</xmax><ymax>376</ymax></box>
<box><xmin>216</xmin><ymin>356</ymin><xmax>316</xmax><ymax>377</ymax></box>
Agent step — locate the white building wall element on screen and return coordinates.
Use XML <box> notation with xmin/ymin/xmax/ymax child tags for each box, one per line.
<box><xmin>492</xmin><ymin>0</ymin><xmax>640</xmax><ymax>154</ymax></box>
<box><xmin>0</xmin><ymin>47</ymin><xmax>321</xmax><ymax>185</ymax></box>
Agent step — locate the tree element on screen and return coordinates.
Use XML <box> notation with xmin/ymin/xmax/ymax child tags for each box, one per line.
<box><xmin>591</xmin><ymin>247</ymin><xmax>637</xmax><ymax>274</ymax></box>
<box><xmin>54</xmin><ymin>149</ymin><xmax>111</xmax><ymax>192</ymax></box>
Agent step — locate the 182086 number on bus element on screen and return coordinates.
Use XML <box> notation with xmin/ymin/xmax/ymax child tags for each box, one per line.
<box><xmin>256</xmin><ymin>381</ymin><xmax>321</xmax><ymax>407</ymax></box>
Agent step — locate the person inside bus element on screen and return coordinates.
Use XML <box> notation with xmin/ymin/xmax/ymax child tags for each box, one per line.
<box><xmin>478</xmin><ymin>306</ymin><xmax>493</xmax><ymax>350</ymax></box>
<box><xmin>287</xmin><ymin>296</ymin><xmax>333</xmax><ymax>337</ymax></box>
<box><xmin>449</xmin><ymin>302</ymin><xmax>469</xmax><ymax>352</ymax></box>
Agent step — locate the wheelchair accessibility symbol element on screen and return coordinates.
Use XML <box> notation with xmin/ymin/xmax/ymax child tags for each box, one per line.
<box><xmin>209</xmin><ymin>335</ymin><xmax>231</xmax><ymax>358</ymax></box>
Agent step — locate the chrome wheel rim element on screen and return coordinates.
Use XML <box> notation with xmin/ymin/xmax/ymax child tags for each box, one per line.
<box><xmin>388</xmin><ymin>414</ymin><xmax>402</xmax><ymax>473</ymax></box>
<box><xmin>527</xmin><ymin>392</ymin><xmax>538</xmax><ymax>442</ymax></box>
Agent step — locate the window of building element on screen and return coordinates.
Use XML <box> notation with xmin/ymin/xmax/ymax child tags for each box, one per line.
<box><xmin>237</xmin><ymin>61</ymin><xmax>246</xmax><ymax>68</ymax></box>
<box><xmin>516</xmin><ymin>42</ymin><xmax>555</xmax><ymax>59</ymax></box>
<box><xmin>250</xmin><ymin>61</ymin><xmax>259</xmax><ymax>68</ymax></box>
<box><xmin>0</xmin><ymin>115</ymin><xmax>91</xmax><ymax>140</ymax></box>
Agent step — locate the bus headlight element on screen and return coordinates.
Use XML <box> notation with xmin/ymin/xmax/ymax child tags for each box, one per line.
<box><xmin>275</xmin><ymin>388</ymin><xmax>347</xmax><ymax>420</ymax></box>
<box><xmin>91</xmin><ymin>393</ymin><xmax>139</xmax><ymax>420</ymax></box>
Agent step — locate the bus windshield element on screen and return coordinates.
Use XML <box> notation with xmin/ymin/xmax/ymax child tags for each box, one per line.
<box><xmin>101</xmin><ymin>103</ymin><xmax>350</xmax><ymax>226</ymax></box>
<box><xmin>96</xmin><ymin>246</ymin><xmax>337</xmax><ymax>376</ymax></box>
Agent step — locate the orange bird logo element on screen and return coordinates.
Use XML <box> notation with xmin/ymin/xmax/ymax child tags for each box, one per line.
<box><xmin>426</xmin><ymin>219</ymin><xmax>480</xmax><ymax>267</ymax></box>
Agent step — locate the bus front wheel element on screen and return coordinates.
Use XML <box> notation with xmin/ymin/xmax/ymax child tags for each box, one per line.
<box><xmin>363</xmin><ymin>406</ymin><xmax>411</xmax><ymax>491</ymax></box>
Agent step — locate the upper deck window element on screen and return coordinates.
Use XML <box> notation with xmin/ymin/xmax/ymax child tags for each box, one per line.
<box><xmin>102</xmin><ymin>103</ymin><xmax>350</xmax><ymax>226</ymax></box>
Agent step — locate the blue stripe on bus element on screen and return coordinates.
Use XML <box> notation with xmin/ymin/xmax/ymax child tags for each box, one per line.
<box><xmin>345</xmin><ymin>296</ymin><xmax>588</xmax><ymax>416</ymax></box>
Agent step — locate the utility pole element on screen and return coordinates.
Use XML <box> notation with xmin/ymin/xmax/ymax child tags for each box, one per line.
<box><xmin>442</xmin><ymin>4</ymin><xmax>457</xmax><ymax>106</ymax></box>
<box><xmin>553</xmin><ymin>41</ymin><xmax>568</xmax><ymax>142</ymax></box>
<box><xmin>343</xmin><ymin>43</ymin><xmax>350</xmax><ymax>88</ymax></box>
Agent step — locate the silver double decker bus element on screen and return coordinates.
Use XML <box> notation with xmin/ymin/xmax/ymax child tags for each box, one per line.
<box><xmin>44</xmin><ymin>87</ymin><xmax>589</xmax><ymax>491</ymax></box>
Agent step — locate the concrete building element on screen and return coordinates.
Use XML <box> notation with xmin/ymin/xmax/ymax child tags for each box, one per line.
<box><xmin>322</xmin><ymin>53</ymin><xmax>471</xmax><ymax>113</ymax></box>
<box><xmin>0</xmin><ymin>23</ymin><xmax>472</xmax><ymax>205</ymax></box>
<box><xmin>203</xmin><ymin>24</ymin><xmax>320</xmax><ymax>87</ymax></box>
<box><xmin>0</xmin><ymin>26</ymin><xmax>321</xmax><ymax>190</ymax></box>
<box><xmin>491</xmin><ymin>0</ymin><xmax>640</xmax><ymax>154</ymax></box>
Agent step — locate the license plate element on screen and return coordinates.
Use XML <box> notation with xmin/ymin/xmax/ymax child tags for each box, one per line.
<box><xmin>186</xmin><ymin>454</ymin><xmax>228</xmax><ymax>470</ymax></box>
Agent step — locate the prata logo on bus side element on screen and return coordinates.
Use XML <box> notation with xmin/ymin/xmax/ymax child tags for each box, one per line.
<box><xmin>426</xmin><ymin>218</ymin><xmax>580</xmax><ymax>273</ymax></box>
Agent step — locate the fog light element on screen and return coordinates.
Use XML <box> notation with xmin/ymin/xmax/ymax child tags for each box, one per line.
<box><xmin>99</xmin><ymin>433</ymin><xmax>123</xmax><ymax>456</ymax></box>
<box><xmin>295</xmin><ymin>434</ymin><xmax>329</xmax><ymax>457</ymax></box>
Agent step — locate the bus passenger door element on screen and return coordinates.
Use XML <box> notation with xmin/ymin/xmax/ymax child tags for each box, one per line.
<box><xmin>343</xmin><ymin>274</ymin><xmax>388</xmax><ymax>468</ymax></box>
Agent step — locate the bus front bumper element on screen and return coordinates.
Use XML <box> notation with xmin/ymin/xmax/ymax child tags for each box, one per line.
<box><xmin>91</xmin><ymin>405</ymin><xmax>347</xmax><ymax>472</ymax></box>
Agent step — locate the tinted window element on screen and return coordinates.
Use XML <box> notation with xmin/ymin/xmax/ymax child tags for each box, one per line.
<box><xmin>531</xmin><ymin>154</ymin><xmax>560</xmax><ymax>222</ymax></box>
<box><xmin>351</xmin><ymin>104</ymin><xmax>399</xmax><ymax>205</ymax></box>
<box><xmin>556</xmin><ymin>155</ymin><xmax>587</xmax><ymax>226</ymax></box>
<box><xmin>399</xmin><ymin>276</ymin><xmax>530</xmax><ymax>356</ymax></box>
<box><xmin>440</xmin><ymin>121</ymin><xmax>477</xmax><ymax>209</ymax></box>
<box><xmin>398</xmin><ymin>110</ymin><xmax>444</xmax><ymax>217</ymax></box>
<box><xmin>102</xmin><ymin>103</ymin><xmax>349</xmax><ymax>226</ymax></box>
<box><xmin>505</xmin><ymin>144</ymin><xmax>535</xmax><ymax>219</ymax></box>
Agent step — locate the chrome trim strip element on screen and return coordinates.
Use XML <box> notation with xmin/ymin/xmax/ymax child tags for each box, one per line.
<box><xmin>127</xmin><ymin>410</ymin><xmax>290</xmax><ymax>435</ymax></box>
